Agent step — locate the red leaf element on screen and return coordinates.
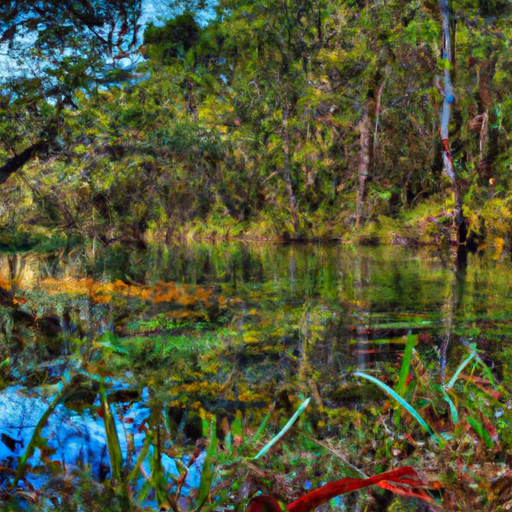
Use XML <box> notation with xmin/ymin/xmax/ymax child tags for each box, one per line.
<box><xmin>376</xmin><ymin>480</ymin><xmax>433</xmax><ymax>502</ymax></box>
<box><xmin>286</xmin><ymin>467</ymin><xmax>431</xmax><ymax>512</ymax></box>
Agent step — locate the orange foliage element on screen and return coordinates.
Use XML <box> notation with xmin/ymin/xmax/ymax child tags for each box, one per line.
<box><xmin>32</xmin><ymin>277</ymin><xmax>218</xmax><ymax>309</ymax></box>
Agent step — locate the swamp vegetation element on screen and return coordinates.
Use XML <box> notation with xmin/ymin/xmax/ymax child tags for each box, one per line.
<box><xmin>1</xmin><ymin>0</ymin><xmax>512</xmax><ymax>510</ymax></box>
<box><xmin>0</xmin><ymin>243</ymin><xmax>511</xmax><ymax>511</ymax></box>
<box><xmin>0</xmin><ymin>0</ymin><xmax>511</xmax><ymax>246</ymax></box>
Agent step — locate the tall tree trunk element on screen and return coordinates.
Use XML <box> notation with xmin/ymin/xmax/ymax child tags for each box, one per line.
<box><xmin>282</xmin><ymin>107</ymin><xmax>300</xmax><ymax>234</ymax></box>
<box><xmin>373</xmin><ymin>78</ymin><xmax>386</xmax><ymax>167</ymax></box>
<box><xmin>438</xmin><ymin>0</ymin><xmax>466</xmax><ymax>244</ymax></box>
<box><xmin>478</xmin><ymin>110</ymin><xmax>489</xmax><ymax>175</ymax></box>
<box><xmin>475</xmin><ymin>59</ymin><xmax>496</xmax><ymax>180</ymax></box>
<box><xmin>356</xmin><ymin>107</ymin><xmax>371</xmax><ymax>228</ymax></box>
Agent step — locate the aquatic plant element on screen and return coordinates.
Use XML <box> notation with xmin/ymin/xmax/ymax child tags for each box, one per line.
<box><xmin>355</xmin><ymin>371</ymin><xmax>442</xmax><ymax>445</ymax></box>
<box><xmin>12</xmin><ymin>374</ymin><xmax>82</xmax><ymax>486</ymax></box>
<box><xmin>253</xmin><ymin>398</ymin><xmax>311</xmax><ymax>460</ymax></box>
<box><xmin>248</xmin><ymin>467</ymin><xmax>432</xmax><ymax>512</ymax></box>
<box><xmin>1</xmin><ymin>244</ymin><xmax>512</xmax><ymax>512</ymax></box>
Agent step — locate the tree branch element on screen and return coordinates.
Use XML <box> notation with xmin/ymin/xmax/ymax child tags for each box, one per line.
<box><xmin>0</xmin><ymin>140</ymin><xmax>49</xmax><ymax>184</ymax></box>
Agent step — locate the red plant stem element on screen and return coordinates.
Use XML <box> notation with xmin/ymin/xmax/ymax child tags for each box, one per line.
<box><xmin>286</xmin><ymin>467</ymin><xmax>426</xmax><ymax>512</ymax></box>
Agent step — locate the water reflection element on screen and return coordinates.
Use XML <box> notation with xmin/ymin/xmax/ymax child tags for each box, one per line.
<box><xmin>0</xmin><ymin>242</ymin><xmax>511</xmax><ymax>370</ymax></box>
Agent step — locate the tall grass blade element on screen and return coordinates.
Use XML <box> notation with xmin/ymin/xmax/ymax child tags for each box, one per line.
<box><xmin>355</xmin><ymin>372</ymin><xmax>440</xmax><ymax>445</ymax></box>
<box><xmin>395</xmin><ymin>334</ymin><xmax>416</xmax><ymax>397</ymax></box>
<box><xmin>393</xmin><ymin>334</ymin><xmax>416</xmax><ymax>426</ymax></box>
<box><xmin>13</xmin><ymin>376</ymin><xmax>75</xmax><ymax>485</ymax></box>
<box><xmin>467</xmin><ymin>415</ymin><xmax>494</xmax><ymax>449</ymax></box>
<box><xmin>99</xmin><ymin>379</ymin><xmax>123</xmax><ymax>484</ymax></box>
<box><xmin>198</xmin><ymin>418</ymin><xmax>218</xmax><ymax>504</ymax></box>
<box><xmin>125</xmin><ymin>431</ymin><xmax>153</xmax><ymax>484</ymax></box>
<box><xmin>434</xmin><ymin>384</ymin><xmax>458</xmax><ymax>424</ymax></box>
<box><xmin>253</xmin><ymin>398</ymin><xmax>311</xmax><ymax>460</ymax></box>
<box><xmin>250</xmin><ymin>412</ymin><xmax>271</xmax><ymax>445</ymax></box>
<box><xmin>476</xmin><ymin>357</ymin><xmax>497</xmax><ymax>390</ymax></box>
<box><xmin>446</xmin><ymin>352</ymin><xmax>476</xmax><ymax>389</ymax></box>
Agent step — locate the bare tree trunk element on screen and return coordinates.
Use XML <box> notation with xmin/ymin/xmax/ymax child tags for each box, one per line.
<box><xmin>476</xmin><ymin>60</ymin><xmax>495</xmax><ymax>179</ymax></box>
<box><xmin>438</xmin><ymin>0</ymin><xmax>466</xmax><ymax>244</ymax></box>
<box><xmin>373</xmin><ymin>78</ymin><xmax>387</xmax><ymax>166</ymax></box>
<box><xmin>478</xmin><ymin>110</ymin><xmax>489</xmax><ymax>175</ymax></box>
<box><xmin>7</xmin><ymin>254</ymin><xmax>18</xmax><ymax>292</ymax></box>
<box><xmin>282</xmin><ymin>107</ymin><xmax>300</xmax><ymax>234</ymax></box>
<box><xmin>356</xmin><ymin>108</ymin><xmax>371</xmax><ymax>228</ymax></box>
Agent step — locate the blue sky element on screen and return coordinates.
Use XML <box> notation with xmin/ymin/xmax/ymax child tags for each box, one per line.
<box><xmin>0</xmin><ymin>1</ymin><xmax>215</xmax><ymax>80</ymax></box>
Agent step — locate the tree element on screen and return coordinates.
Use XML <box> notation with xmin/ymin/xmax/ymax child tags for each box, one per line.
<box><xmin>437</xmin><ymin>0</ymin><xmax>466</xmax><ymax>244</ymax></box>
<box><xmin>0</xmin><ymin>0</ymin><xmax>143</xmax><ymax>184</ymax></box>
<box><xmin>2</xmin><ymin>0</ymin><xmax>512</xmax><ymax>243</ymax></box>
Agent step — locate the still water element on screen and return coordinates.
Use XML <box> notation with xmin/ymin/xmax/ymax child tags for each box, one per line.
<box><xmin>1</xmin><ymin>242</ymin><xmax>511</xmax><ymax>374</ymax></box>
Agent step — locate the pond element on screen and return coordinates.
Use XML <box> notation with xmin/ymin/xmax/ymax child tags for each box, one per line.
<box><xmin>0</xmin><ymin>242</ymin><xmax>510</xmax><ymax>511</ymax></box>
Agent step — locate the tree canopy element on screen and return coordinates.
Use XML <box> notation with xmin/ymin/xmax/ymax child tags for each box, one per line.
<box><xmin>0</xmin><ymin>1</ymin><xmax>142</xmax><ymax>182</ymax></box>
<box><xmin>1</xmin><ymin>0</ymin><xmax>512</xmax><ymax>246</ymax></box>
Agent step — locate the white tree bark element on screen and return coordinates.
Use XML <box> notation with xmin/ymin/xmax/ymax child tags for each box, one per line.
<box><xmin>356</xmin><ymin>108</ymin><xmax>370</xmax><ymax>228</ymax></box>
<box><xmin>438</xmin><ymin>0</ymin><xmax>466</xmax><ymax>243</ymax></box>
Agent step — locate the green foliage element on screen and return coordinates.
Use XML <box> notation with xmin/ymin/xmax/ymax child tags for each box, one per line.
<box><xmin>13</xmin><ymin>374</ymin><xmax>80</xmax><ymax>486</ymax></box>
<box><xmin>126</xmin><ymin>314</ymin><xmax>195</xmax><ymax>333</ymax></box>
<box><xmin>0</xmin><ymin>0</ymin><xmax>511</xmax><ymax>243</ymax></box>
<box><xmin>395</xmin><ymin>334</ymin><xmax>416</xmax><ymax>397</ymax></box>
<box><xmin>3</xmin><ymin>1</ymin><xmax>512</xmax><ymax>508</ymax></box>
<box><xmin>0</xmin><ymin>243</ymin><xmax>511</xmax><ymax>511</ymax></box>
<box><xmin>143</xmin><ymin>14</ymin><xmax>202</xmax><ymax>64</ymax></box>
<box><xmin>355</xmin><ymin>371</ymin><xmax>442</xmax><ymax>445</ymax></box>
<box><xmin>253</xmin><ymin>397</ymin><xmax>311</xmax><ymax>459</ymax></box>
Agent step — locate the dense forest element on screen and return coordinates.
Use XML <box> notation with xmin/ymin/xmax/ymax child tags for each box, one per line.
<box><xmin>2</xmin><ymin>2</ymin><xmax>512</xmax><ymax>511</ymax></box>
<box><xmin>1</xmin><ymin>0</ymin><xmax>511</xmax><ymax>249</ymax></box>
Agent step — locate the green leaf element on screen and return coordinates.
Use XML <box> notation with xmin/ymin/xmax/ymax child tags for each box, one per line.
<box><xmin>14</xmin><ymin>375</ymin><xmax>76</xmax><ymax>485</ymax></box>
<box><xmin>467</xmin><ymin>416</ymin><xmax>494</xmax><ymax>449</ymax></box>
<box><xmin>245</xmin><ymin>411</ymin><xmax>271</xmax><ymax>448</ymax></box>
<box><xmin>434</xmin><ymin>384</ymin><xmax>458</xmax><ymax>424</ymax></box>
<box><xmin>355</xmin><ymin>372</ymin><xmax>441</xmax><ymax>445</ymax></box>
<box><xmin>253</xmin><ymin>398</ymin><xmax>311</xmax><ymax>460</ymax></box>
<box><xmin>125</xmin><ymin>432</ymin><xmax>153</xmax><ymax>484</ymax></box>
<box><xmin>476</xmin><ymin>356</ymin><xmax>497</xmax><ymax>390</ymax></box>
<box><xmin>395</xmin><ymin>334</ymin><xmax>417</xmax><ymax>397</ymax></box>
<box><xmin>99</xmin><ymin>379</ymin><xmax>123</xmax><ymax>485</ymax></box>
<box><xmin>232</xmin><ymin>412</ymin><xmax>243</xmax><ymax>438</ymax></box>
<box><xmin>446</xmin><ymin>352</ymin><xmax>476</xmax><ymax>390</ymax></box>
<box><xmin>198</xmin><ymin>419</ymin><xmax>218</xmax><ymax>504</ymax></box>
